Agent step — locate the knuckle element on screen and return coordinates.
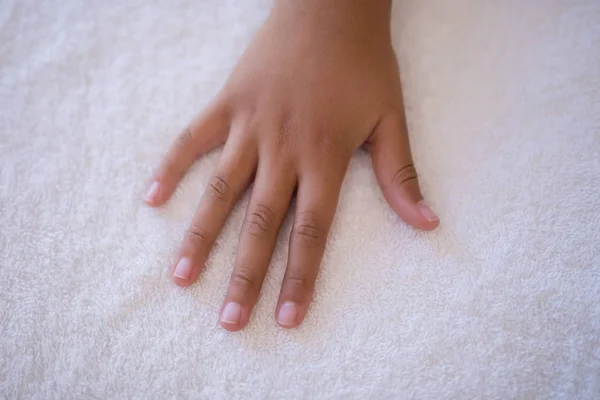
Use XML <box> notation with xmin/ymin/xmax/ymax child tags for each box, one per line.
<box><xmin>308</xmin><ymin>136</ymin><xmax>352</xmax><ymax>173</ymax></box>
<box><xmin>275</xmin><ymin>110</ymin><xmax>295</xmax><ymax>148</ymax></box>
<box><xmin>231</xmin><ymin>265</ymin><xmax>256</xmax><ymax>291</ymax></box>
<box><xmin>186</xmin><ymin>225</ymin><xmax>209</xmax><ymax>246</ymax></box>
<box><xmin>207</xmin><ymin>175</ymin><xmax>231</xmax><ymax>202</ymax></box>
<box><xmin>390</xmin><ymin>163</ymin><xmax>418</xmax><ymax>190</ymax></box>
<box><xmin>174</xmin><ymin>127</ymin><xmax>194</xmax><ymax>152</ymax></box>
<box><xmin>284</xmin><ymin>274</ymin><xmax>311</xmax><ymax>293</ymax></box>
<box><xmin>292</xmin><ymin>212</ymin><xmax>326</xmax><ymax>248</ymax></box>
<box><xmin>318</xmin><ymin>130</ymin><xmax>353</xmax><ymax>157</ymax></box>
<box><xmin>316</xmin><ymin>135</ymin><xmax>343</xmax><ymax>158</ymax></box>
<box><xmin>245</xmin><ymin>204</ymin><xmax>276</xmax><ymax>237</ymax></box>
<box><xmin>161</xmin><ymin>156</ymin><xmax>183</xmax><ymax>180</ymax></box>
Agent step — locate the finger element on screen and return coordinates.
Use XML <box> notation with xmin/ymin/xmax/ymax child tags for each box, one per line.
<box><xmin>145</xmin><ymin>98</ymin><xmax>230</xmax><ymax>206</ymax></box>
<box><xmin>219</xmin><ymin>160</ymin><xmax>296</xmax><ymax>331</ymax></box>
<box><xmin>369</xmin><ymin>113</ymin><xmax>439</xmax><ymax>230</ymax></box>
<box><xmin>276</xmin><ymin>166</ymin><xmax>346</xmax><ymax>328</ymax></box>
<box><xmin>172</xmin><ymin>123</ymin><xmax>257</xmax><ymax>287</ymax></box>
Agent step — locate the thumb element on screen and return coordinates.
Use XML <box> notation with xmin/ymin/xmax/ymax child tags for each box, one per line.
<box><xmin>369</xmin><ymin>113</ymin><xmax>439</xmax><ymax>231</ymax></box>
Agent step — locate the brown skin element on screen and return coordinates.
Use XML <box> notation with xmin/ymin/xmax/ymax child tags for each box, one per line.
<box><xmin>145</xmin><ymin>0</ymin><xmax>440</xmax><ymax>331</ymax></box>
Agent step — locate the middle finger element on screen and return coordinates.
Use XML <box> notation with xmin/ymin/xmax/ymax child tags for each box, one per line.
<box><xmin>219</xmin><ymin>158</ymin><xmax>296</xmax><ymax>331</ymax></box>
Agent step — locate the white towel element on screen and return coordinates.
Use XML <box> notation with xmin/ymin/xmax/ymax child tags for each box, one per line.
<box><xmin>1</xmin><ymin>0</ymin><xmax>599</xmax><ymax>398</ymax></box>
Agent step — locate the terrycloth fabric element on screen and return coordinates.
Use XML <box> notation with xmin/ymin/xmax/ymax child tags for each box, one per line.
<box><xmin>1</xmin><ymin>0</ymin><xmax>599</xmax><ymax>398</ymax></box>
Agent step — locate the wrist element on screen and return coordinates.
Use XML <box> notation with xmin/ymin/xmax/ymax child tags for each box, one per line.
<box><xmin>270</xmin><ymin>0</ymin><xmax>392</xmax><ymax>41</ymax></box>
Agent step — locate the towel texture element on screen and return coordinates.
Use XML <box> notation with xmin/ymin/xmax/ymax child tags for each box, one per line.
<box><xmin>1</xmin><ymin>0</ymin><xmax>599</xmax><ymax>398</ymax></box>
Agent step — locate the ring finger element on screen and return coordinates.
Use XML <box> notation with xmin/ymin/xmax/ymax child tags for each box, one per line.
<box><xmin>276</xmin><ymin>162</ymin><xmax>347</xmax><ymax>328</ymax></box>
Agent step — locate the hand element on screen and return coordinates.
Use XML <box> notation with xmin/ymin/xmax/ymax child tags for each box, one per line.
<box><xmin>145</xmin><ymin>0</ymin><xmax>439</xmax><ymax>331</ymax></box>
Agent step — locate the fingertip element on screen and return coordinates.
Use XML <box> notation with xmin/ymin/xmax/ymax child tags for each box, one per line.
<box><xmin>277</xmin><ymin>322</ymin><xmax>298</xmax><ymax>329</ymax></box>
<box><xmin>417</xmin><ymin>218</ymin><xmax>440</xmax><ymax>231</ymax></box>
<box><xmin>219</xmin><ymin>321</ymin><xmax>245</xmax><ymax>332</ymax></box>
<box><xmin>172</xmin><ymin>275</ymin><xmax>196</xmax><ymax>287</ymax></box>
<box><xmin>396</xmin><ymin>212</ymin><xmax>439</xmax><ymax>232</ymax></box>
<box><xmin>386</xmin><ymin>192</ymin><xmax>441</xmax><ymax>231</ymax></box>
<box><xmin>145</xmin><ymin>180</ymin><xmax>175</xmax><ymax>207</ymax></box>
<box><xmin>219</xmin><ymin>302</ymin><xmax>248</xmax><ymax>331</ymax></box>
<box><xmin>145</xmin><ymin>177</ymin><xmax>181</xmax><ymax>207</ymax></box>
<box><xmin>144</xmin><ymin>181</ymin><xmax>161</xmax><ymax>205</ymax></box>
<box><xmin>276</xmin><ymin>301</ymin><xmax>297</xmax><ymax>328</ymax></box>
<box><xmin>171</xmin><ymin>257</ymin><xmax>201</xmax><ymax>287</ymax></box>
<box><xmin>275</xmin><ymin>301</ymin><xmax>307</xmax><ymax>329</ymax></box>
<box><xmin>404</xmin><ymin>210</ymin><xmax>440</xmax><ymax>231</ymax></box>
<box><xmin>416</xmin><ymin>200</ymin><xmax>440</xmax><ymax>231</ymax></box>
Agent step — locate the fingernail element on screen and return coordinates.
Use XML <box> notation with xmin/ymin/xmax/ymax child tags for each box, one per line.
<box><xmin>277</xmin><ymin>301</ymin><xmax>298</xmax><ymax>327</ymax></box>
<box><xmin>220</xmin><ymin>302</ymin><xmax>242</xmax><ymax>325</ymax></box>
<box><xmin>173</xmin><ymin>257</ymin><xmax>193</xmax><ymax>280</ymax></box>
<box><xmin>418</xmin><ymin>201</ymin><xmax>439</xmax><ymax>222</ymax></box>
<box><xmin>145</xmin><ymin>181</ymin><xmax>160</xmax><ymax>203</ymax></box>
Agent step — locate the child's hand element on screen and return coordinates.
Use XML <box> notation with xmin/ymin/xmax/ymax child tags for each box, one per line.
<box><xmin>145</xmin><ymin>1</ymin><xmax>439</xmax><ymax>331</ymax></box>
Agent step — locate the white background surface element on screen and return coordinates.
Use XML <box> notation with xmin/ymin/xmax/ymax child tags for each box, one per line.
<box><xmin>1</xmin><ymin>0</ymin><xmax>599</xmax><ymax>398</ymax></box>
